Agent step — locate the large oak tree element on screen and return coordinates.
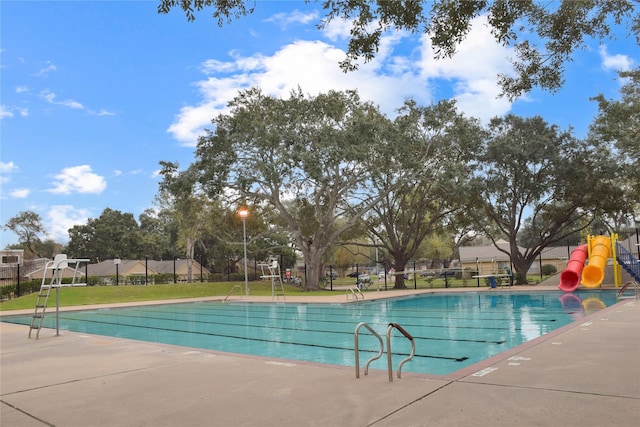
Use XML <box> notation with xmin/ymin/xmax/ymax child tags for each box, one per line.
<box><xmin>3</xmin><ymin>211</ymin><xmax>47</xmax><ymax>258</ymax></box>
<box><xmin>362</xmin><ymin>99</ymin><xmax>483</xmax><ymax>288</ymax></box>
<box><xmin>468</xmin><ymin>115</ymin><xmax>620</xmax><ymax>284</ymax></box>
<box><xmin>192</xmin><ymin>87</ymin><xmax>398</xmax><ymax>290</ymax></box>
<box><xmin>67</xmin><ymin>208</ymin><xmax>143</xmax><ymax>262</ymax></box>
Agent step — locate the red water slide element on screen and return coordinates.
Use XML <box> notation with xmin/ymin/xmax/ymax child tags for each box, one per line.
<box><xmin>558</xmin><ymin>244</ymin><xmax>588</xmax><ymax>292</ymax></box>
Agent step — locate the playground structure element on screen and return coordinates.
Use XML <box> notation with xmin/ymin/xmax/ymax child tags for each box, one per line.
<box><xmin>558</xmin><ymin>234</ymin><xmax>640</xmax><ymax>294</ymax></box>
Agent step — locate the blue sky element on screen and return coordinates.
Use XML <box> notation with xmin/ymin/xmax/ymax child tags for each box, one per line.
<box><xmin>1</xmin><ymin>1</ymin><xmax>637</xmax><ymax>247</ymax></box>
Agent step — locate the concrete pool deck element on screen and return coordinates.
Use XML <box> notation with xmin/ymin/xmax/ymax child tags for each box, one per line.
<box><xmin>1</xmin><ymin>286</ymin><xmax>639</xmax><ymax>426</ymax></box>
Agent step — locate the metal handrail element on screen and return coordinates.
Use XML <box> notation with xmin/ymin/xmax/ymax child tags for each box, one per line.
<box><xmin>346</xmin><ymin>287</ymin><xmax>364</xmax><ymax>300</ymax></box>
<box><xmin>617</xmin><ymin>281</ymin><xmax>639</xmax><ymax>300</ymax></box>
<box><xmin>223</xmin><ymin>285</ymin><xmax>243</xmax><ymax>302</ymax></box>
<box><xmin>386</xmin><ymin>323</ymin><xmax>416</xmax><ymax>382</ymax></box>
<box><xmin>354</xmin><ymin>322</ymin><xmax>384</xmax><ymax>378</ymax></box>
<box><xmin>616</xmin><ymin>243</ymin><xmax>640</xmax><ymax>281</ymax></box>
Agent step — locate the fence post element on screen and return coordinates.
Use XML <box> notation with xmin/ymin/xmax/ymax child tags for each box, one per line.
<box><xmin>413</xmin><ymin>261</ymin><xmax>417</xmax><ymax>289</ymax></box>
<box><xmin>17</xmin><ymin>263</ymin><xmax>21</xmax><ymax>297</ymax></box>
<box><xmin>330</xmin><ymin>265</ymin><xmax>334</xmax><ymax>291</ymax></box>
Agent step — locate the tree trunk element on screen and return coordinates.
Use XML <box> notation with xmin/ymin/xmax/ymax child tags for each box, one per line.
<box><xmin>186</xmin><ymin>237</ymin><xmax>195</xmax><ymax>283</ymax></box>
<box><xmin>511</xmin><ymin>255</ymin><xmax>534</xmax><ymax>285</ymax></box>
<box><xmin>392</xmin><ymin>261</ymin><xmax>408</xmax><ymax>289</ymax></box>
<box><xmin>302</xmin><ymin>246</ymin><xmax>324</xmax><ymax>291</ymax></box>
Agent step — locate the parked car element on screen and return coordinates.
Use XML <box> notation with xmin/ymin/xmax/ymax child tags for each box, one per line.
<box><xmin>347</xmin><ymin>271</ymin><xmax>361</xmax><ymax>278</ymax></box>
<box><xmin>356</xmin><ymin>274</ymin><xmax>371</xmax><ymax>284</ymax></box>
<box><xmin>438</xmin><ymin>269</ymin><xmax>457</xmax><ymax>278</ymax></box>
<box><xmin>325</xmin><ymin>271</ymin><xmax>338</xmax><ymax>279</ymax></box>
<box><xmin>420</xmin><ymin>270</ymin><xmax>436</xmax><ymax>277</ymax></box>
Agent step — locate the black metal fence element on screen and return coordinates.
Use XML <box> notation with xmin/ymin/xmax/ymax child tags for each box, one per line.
<box><xmin>0</xmin><ymin>259</ymin><xmax>44</xmax><ymax>300</ymax></box>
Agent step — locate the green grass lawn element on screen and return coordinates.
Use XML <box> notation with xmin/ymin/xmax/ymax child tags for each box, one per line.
<box><xmin>0</xmin><ymin>275</ymin><xmax>551</xmax><ymax>312</ymax></box>
<box><xmin>0</xmin><ymin>281</ymin><xmax>339</xmax><ymax>311</ymax></box>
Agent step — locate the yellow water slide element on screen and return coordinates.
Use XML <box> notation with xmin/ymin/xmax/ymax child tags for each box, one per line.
<box><xmin>581</xmin><ymin>236</ymin><xmax>611</xmax><ymax>288</ymax></box>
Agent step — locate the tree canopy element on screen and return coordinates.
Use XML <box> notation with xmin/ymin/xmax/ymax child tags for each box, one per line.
<box><xmin>362</xmin><ymin>99</ymin><xmax>483</xmax><ymax>288</ymax></box>
<box><xmin>467</xmin><ymin>114</ymin><xmax>620</xmax><ymax>283</ymax></box>
<box><xmin>157</xmin><ymin>0</ymin><xmax>639</xmax><ymax>99</ymax></box>
<box><xmin>67</xmin><ymin>208</ymin><xmax>145</xmax><ymax>262</ymax></box>
<box><xmin>589</xmin><ymin>67</ymin><xmax>640</xmax><ymax>202</ymax></box>
<box><xmin>193</xmin><ymin>87</ymin><xmax>397</xmax><ymax>290</ymax></box>
<box><xmin>2</xmin><ymin>211</ymin><xmax>47</xmax><ymax>258</ymax></box>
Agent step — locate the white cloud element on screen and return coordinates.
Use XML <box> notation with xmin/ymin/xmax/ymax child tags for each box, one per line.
<box><xmin>46</xmin><ymin>205</ymin><xmax>90</xmax><ymax>242</ymax></box>
<box><xmin>168</xmin><ymin>15</ymin><xmax>515</xmax><ymax>145</ymax></box>
<box><xmin>41</xmin><ymin>89</ymin><xmax>84</xmax><ymax>109</ymax></box>
<box><xmin>0</xmin><ymin>105</ymin><xmax>28</xmax><ymax>118</ymax></box>
<box><xmin>0</xmin><ymin>161</ymin><xmax>18</xmax><ymax>173</ymax></box>
<box><xmin>320</xmin><ymin>16</ymin><xmax>352</xmax><ymax>42</ymax></box>
<box><xmin>416</xmin><ymin>16</ymin><xmax>514</xmax><ymax>122</ymax></box>
<box><xmin>599</xmin><ymin>45</ymin><xmax>633</xmax><ymax>72</ymax></box>
<box><xmin>168</xmin><ymin>39</ymin><xmax>431</xmax><ymax>146</ymax></box>
<box><xmin>96</xmin><ymin>109</ymin><xmax>116</xmax><ymax>116</ymax></box>
<box><xmin>265</xmin><ymin>9</ymin><xmax>319</xmax><ymax>29</ymax></box>
<box><xmin>16</xmin><ymin>86</ymin><xmax>29</xmax><ymax>93</ymax></box>
<box><xmin>10</xmin><ymin>188</ymin><xmax>30</xmax><ymax>198</ymax></box>
<box><xmin>0</xmin><ymin>161</ymin><xmax>18</xmax><ymax>184</ymax></box>
<box><xmin>34</xmin><ymin>62</ymin><xmax>57</xmax><ymax>77</ymax></box>
<box><xmin>47</xmin><ymin>165</ymin><xmax>107</xmax><ymax>195</ymax></box>
<box><xmin>168</xmin><ymin>100</ymin><xmax>224</xmax><ymax>144</ymax></box>
<box><xmin>0</xmin><ymin>105</ymin><xmax>14</xmax><ymax>119</ymax></box>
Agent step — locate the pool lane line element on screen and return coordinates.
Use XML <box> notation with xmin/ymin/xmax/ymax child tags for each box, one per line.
<box><xmin>186</xmin><ymin>300</ymin><xmax>597</xmax><ymax>317</ymax></box>
<box><xmin>2</xmin><ymin>307</ymin><xmax>548</xmax><ymax>345</ymax></box>
<box><xmin>110</xmin><ymin>306</ymin><xmax>561</xmax><ymax>330</ymax></box>
<box><xmin>56</xmin><ymin>309</ymin><xmax>555</xmax><ymax>338</ymax></box>
<box><xmin>134</xmin><ymin>302</ymin><xmax>575</xmax><ymax>319</ymax></box>
<box><xmin>34</xmin><ymin>315</ymin><xmax>470</xmax><ymax>363</ymax></box>
<box><xmin>46</xmin><ymin>312</ymin><xmax>510</xmax><ymax>345</ymax></box>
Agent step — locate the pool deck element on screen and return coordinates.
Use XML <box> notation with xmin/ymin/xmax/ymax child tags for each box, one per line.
<box><xmin>1</xmin><ymin>285</ymin><xmax>639</xmax><ymax>426</ymax></box>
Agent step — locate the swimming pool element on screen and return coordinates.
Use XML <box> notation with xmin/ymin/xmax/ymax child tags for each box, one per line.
<box><xmin>2</xmin><ymin>290</ymin><xmax>618</xmax><ymax>376</ymax></box>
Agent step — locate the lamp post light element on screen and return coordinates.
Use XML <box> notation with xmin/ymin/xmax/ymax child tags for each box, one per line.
<box><xmin>238</xmin><ymin>208</ymin><xmax>249</xmax><ymax>295</ymax></box>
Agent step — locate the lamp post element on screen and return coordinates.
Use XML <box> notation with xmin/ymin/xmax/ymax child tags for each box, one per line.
<box><xmin>173</xmin><ymin>256</ymin><xmax>177</xmax><ymax>284</ymax></box>
<box><xmin>114</xmin><ymin>258</ymin><xmax>121</xmax><ymax>286</ymax></box>
<box><xmin>238</xmin><ymin>208</ymin><xmax>249</xmax><ymax>295</ymax></box>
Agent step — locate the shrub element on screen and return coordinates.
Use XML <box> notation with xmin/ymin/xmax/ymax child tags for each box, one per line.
<box><xmin>541</xmin><ymin>264</ymin><xmax>557</xmax><ymax>275</ymax></box>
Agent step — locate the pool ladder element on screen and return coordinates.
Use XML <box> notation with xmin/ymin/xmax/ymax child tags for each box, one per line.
<box><xmin>617</xmin><ymin>281</ymin><xmax>639</xmax><ymax>300</ymax></box>
<box><xmin>223</xmin><ymin>285</ymin><xmax>244</xmax><ymax>302</ymax></box>
<box><xmin>346</xmin><ymin>287</ymin><xmax>364</xmax><ymax>301</ymax></box>
<box><xmin>354</xmin><ymin>322</ymin><xmax>416</xmax><ymax>382</ymax></box>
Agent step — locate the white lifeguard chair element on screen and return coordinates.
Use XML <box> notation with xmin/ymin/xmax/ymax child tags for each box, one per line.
<box><xmin>259</xmin><ymin>259</ymin><xmax>285</xmax><ymax>301</ymax></box>
<box><xmin>29</xmin><ymin>254</ymin><xmax>90</xmax><ymax>339</ymax></box>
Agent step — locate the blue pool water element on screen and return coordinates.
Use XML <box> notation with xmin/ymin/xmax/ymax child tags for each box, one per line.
<box><xmin>2</xmin><ymin>290</ymin><xmax>618</xmax><ymax>375</ymax></box>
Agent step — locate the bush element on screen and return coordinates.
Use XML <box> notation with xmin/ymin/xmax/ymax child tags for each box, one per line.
<box><xmin>1</xmin><ymin>279</ymin><xmax>41</xmax><ymax>300</ymax></box>
<box><xmin>541</xmin><ymin>264</ymin><xmax>557</xmax><ymax>275</ymax></box>
<box><xmin>0</xmin><ymin>284</ymin><xmax>16</xmax><ymax>300</ymax></box>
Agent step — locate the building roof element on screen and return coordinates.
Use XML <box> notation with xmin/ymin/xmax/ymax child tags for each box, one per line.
<box><xmin>459</xmin><ymin>241</ymin><xmax>516</xmax><ymax>262</ymax></box>
<box><xmin>86</xmin><ymin>259</ymin><xmax>211</xmax><ymax>277</ymax></box>
<box><xmin>87</xmin><ymin>260</ymin><xmax>149</xmax><ymax>277</ymax></box>
<box><xmin>459</xmin><ymin>235</ymin><xmax>640</xmax><ymax>263</ymax></box>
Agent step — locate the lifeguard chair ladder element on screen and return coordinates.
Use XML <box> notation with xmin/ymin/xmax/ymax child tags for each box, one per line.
<box><xmin>29</xmin><ymin>254</ymin><xmax>89</xmax><ymax>339</ymax></box>
<box><xmin>259</xmin><ymin>259</ymin><xmax>285</xmax><ymax>301</ymax></box>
